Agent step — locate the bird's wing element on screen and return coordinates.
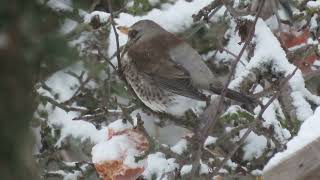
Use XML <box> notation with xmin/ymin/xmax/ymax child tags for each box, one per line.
<box><xmin>168</xmin><ymin>42</ymin><xmax>222</xmax><ymax>89</ymax></box>
<box><xmin>146</xmin><ymin>73</ymin><xmax>206</xmax><ymax>100</ymax></box>
<box><xmin>127</xmin><ymin>34</ymin><xmax>207</xmax><ymax>100</ymax></box>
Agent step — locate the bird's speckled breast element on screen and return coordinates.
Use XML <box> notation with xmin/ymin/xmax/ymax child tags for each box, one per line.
<box><xmin>121</xmin><ymin>55</ymin><xmax>206</xmax><ymax>116</ymax></box>
<box><xmin>122</xmin><ymin>55</ymin><xmax>171</xmax><ymax>112</ymax></box>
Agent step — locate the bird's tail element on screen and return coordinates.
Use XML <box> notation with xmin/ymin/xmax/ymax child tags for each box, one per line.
<box><xmin>210</xmin><ymin>86</ymin><xmax>257</xmax><ymax>104</ymax></box>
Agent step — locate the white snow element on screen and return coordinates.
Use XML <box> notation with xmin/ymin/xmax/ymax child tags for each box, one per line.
<box><xmin>91</xmin><ymin>119</ymin><xmax>147</xmax><ymax>168</ymax></box>
<box><xmin>215</xmin><ymin>20</ymin><xmax>248</xmax><ymax>72</ymax></box>
<box><xmin>46</xmin><ymin>0</ymin><xmax>73</xmax><ymax>12</ymax></box>
<box><xmin>255</xmin><ymin>99</ymin><xmax>291</xmax><ymax>144</ymax></box>
<box><xmin>84</xmin><ymin>11</ymin><xmax>110</xmax><ymax>24</ymax></box>
<box><xmin>131</xmin><ymin>109</ymin><xmax>190</xmax><ymax>145</ymax></box>
<box><xmin>63</xmin><ymin>170</ymin><xmax>82</xmax><ymax>180</ymax></box>
<box><xmin>264</xmin><ymin>107</ymin><xmax>320</xmax><ymax>171</ymax></box>
<box><xmin>200</xmin><ymin>161</ymin><xmax>210</xmax><ymax>175</ymax></box>
<box><xmin>142</xmin><ymin>152</ymin><xmax>178</xmax><ymax>179</ymax></box>
<box><xmin>91</xmin><ymin>134</ymin><xmax>139</xmax><ymax>164</ymax></box>
<box><xmin>307</xmin><ymin>1</ymin><xmax>320</xmax><ymax>9</ymax></box>
<box><xmin>180</xmin><ymin>164</ymin><xmax>192</xmax><ymax>176</ymax></box>
<box><xmin>241</xmin><ymin>130</ymin><xmax>267</xmax><ymax>161</ymax></box>
<box><xmin>165</xmin><ymin>95</ymin><xmax>206</xmax><ymax>116</ymax></box>
<box><xmin>37</xmin><ymin>103</ymin><xmax>107</xmax><ymax>146</ymax></box>
<box><xmin>37</xmin><ymin>63</ymin><xmax>86</xmax><ymax>101</ymax></box>
<box><xmin>291</xmin><ymin>91</ymin><xmax>314</xmax><ymax>120</ymax></box>
<box><xmin>46</xmin><ymin>170</ymin><xmax>82</xmax><ymax>180</ymax></box>
<box><xmin>229</xmin><ymin>17</ymin><xmax>316</xmax><ymax>121</ymax></box>
<box><xmin>307</xmin><ymin>37</ymin><xmax>318</xmax><ymax>45</ymax></box>
<box><xmin>36</xmin><ymin>63</ymin><xmax>107</xmax><ymax>146</ymax></box>
<box><xmin>226</xmin><ymin>160</ymin><xmax>237</xmax><ymax>170</ymax></box>
<box><xmin>223</xmin><ymin>105</ymin><xmax>244</xmax><ymax>115</ymax></box>
<box><xmin>218</xmin><ymin>168</ymin><xmax>229</xmax><ymax>173</ymax></box>
<box><xmin>204</xmin><ymin>136</ymin><xmax>218</xmax><ymax>146</ymax></box>
<box><xmin>108</xmin><ymin>119</ymin><xmax>133</xmax><ymax>132</ymax></box>
<box><xmin>251</xmin><ymin>169</ymin><xmax>262</xmax><ymax>176</ymax></box>
<box><xmin>170</xmin><ymin>139</ymin><xmax>187</xmax><ymax>155</ymax></box>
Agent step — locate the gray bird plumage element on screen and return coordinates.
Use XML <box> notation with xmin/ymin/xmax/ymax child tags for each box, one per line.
<box><xmin>120</xmin><ymin>20</ymin><xmax>255</xmax><ymax>116</ymax></box>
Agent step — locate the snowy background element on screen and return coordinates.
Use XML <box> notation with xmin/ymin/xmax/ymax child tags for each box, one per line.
<box><xmin>31</xmin><ymin>0</ymin><xmax>320</xmax><ymax>179</ymax></box>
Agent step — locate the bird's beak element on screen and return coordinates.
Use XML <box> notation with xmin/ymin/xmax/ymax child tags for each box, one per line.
<box><xmin>117</xmin><ymin>26</ymin><xmax>131</xmax><ymax>35</ymax></box>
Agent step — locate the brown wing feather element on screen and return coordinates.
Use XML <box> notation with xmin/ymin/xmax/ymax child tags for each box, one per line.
<box><xmin>127</xmin><ymin>33</ymin><xmax>206</xmax><ymax>100</ymax></box>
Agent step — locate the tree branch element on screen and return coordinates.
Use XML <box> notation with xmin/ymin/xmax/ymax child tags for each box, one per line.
<box><xmin>190</xmin><ymin>0</ymin><xmax>266</xmax><ymax>178</ymax></box>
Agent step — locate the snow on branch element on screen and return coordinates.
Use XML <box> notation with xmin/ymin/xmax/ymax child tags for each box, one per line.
<box><xmin>230</xmin><ymin>17</ymin><xmax>320</xmax><ymax>122</ymax></box>
<box><xmin>34</xmin><ymin>0</ymin><xmax>320</xmax><ymax>180</ymax></box>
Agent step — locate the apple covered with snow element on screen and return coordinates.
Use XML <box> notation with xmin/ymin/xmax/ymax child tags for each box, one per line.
<box><xmin>92</xmin><ymin>120</ymin><xmax>149</xmax><ymax>180</ymax></box>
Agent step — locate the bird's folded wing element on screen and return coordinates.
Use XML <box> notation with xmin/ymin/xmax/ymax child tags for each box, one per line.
<box><xmin>138</xmin><ymin>58</ymin><xmax>206</xmax><ymax>100</ymax></box>
<box><xmin>148</xmin><ymin>74</ymin><xmax>207</xmax><ymax>101</ymax></box>
<box><xmin>128</xmin><ymin>35</ymin><xmax>207</xmax><ymax>100</ymax></box>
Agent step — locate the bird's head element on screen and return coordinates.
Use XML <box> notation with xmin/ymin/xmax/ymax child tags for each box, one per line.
<box><xmin>117</xmin><ymin>20</ymin><xmax>166</xmax><ymax>41</ymax></box>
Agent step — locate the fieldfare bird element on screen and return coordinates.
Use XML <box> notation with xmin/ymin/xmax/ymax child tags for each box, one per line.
<box><xmin>117</xmin><ymin>20</ymin><xmax>255</xmax><ymax>116</ymax></box>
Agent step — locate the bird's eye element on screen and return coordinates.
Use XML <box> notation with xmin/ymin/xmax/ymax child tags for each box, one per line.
<box><xmin>128</xmin><ymin>29</ymin><xmax>138</xmax><ymax>39</ymax></box>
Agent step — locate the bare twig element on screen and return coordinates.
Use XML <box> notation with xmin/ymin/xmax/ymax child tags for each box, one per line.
<box><xmin>72</xmin><ymin>109</ymin><xmax>122</xmax><ymax>121</ymax></box>
<box><xmin>192</xmin><ymin>0</ymin><xmax>224</xmax><ymax>22</ymax></box>
<box><xmin>213</xmin><ymin>92</ymin><xmax>277</xmax><ymax>174</ymax></box>
<box><xmin>212</xmin><ymin>0</ymin><xmax>264</xmax><ymax>142</ymax></box>
<box><xmin>63</xmin><ymin>71</ymin><xmax>92</xmax><ymax>105</ymax></box>
<box><xmin>190</xmin><ymin>0</ymin><xmax>266</xmax><ymax>177</ymax></box>
<box><xmin>185</xmin><ymin>0</ymin><xmax>223</xmax><ymax>39</ymax></box>
<box><xmin>206</xmin><ymin>0</ymin><xmax>266</xmax><ymax>136</ymax></box>
<box><xmin>97</xmin><ymin>48</ymin><xmax>118</xmax><ymax>71</ymax></box>
<box><xmin>40</xmin><ymin>95</ymin><xmax>87</xmax><ymax>113</ymax></box>
<box><xmin>213</xmin><ymin>67</ymin><xmax>298</xmax><ymax>174</ymax></box>
<box><xmin>221</xmin><ymin>0</ymin><xmax>251</xmax><ymax>17</ymax></box>
<box><xmin>107</xmin><ymin>0</ymin><xmax>122</xmax><ymax>71</ymax></box>
<box><xmin>134</xmin><ymin>113</ymin><xmax>155</xmax><ymax>161</ymax></box>
<box><xmin>272</xmin><ymin>0</ymin><xmax>283</xmax><ymax>32</ymax></box>
<box><xmin>217</xmin><ymin>40</ymin><xmax>246</xmax><ymax>66</ymax></box>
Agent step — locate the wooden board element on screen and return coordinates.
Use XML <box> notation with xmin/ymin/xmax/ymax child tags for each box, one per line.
<box><xmin>263</xmin><ymin>137</ymin><xmax>320</xmax><ymax>180</ymax></box>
